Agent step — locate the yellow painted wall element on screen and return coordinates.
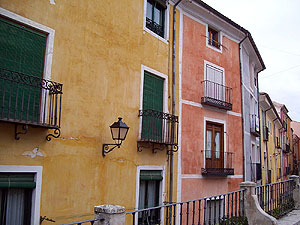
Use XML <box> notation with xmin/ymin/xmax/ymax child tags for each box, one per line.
<box><xmin>0</xmin><ymin>0</ymin><xmax>181</xmax><ymax>223</ymax></box>
<box><xmin>260</xmin><ymin>108</ymin><xmax>282</xmax><ymax>185</ymax></box>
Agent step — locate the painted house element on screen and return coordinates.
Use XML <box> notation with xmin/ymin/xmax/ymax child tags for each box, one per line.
<box><xmin>259</xmin><ymin>93</ymin><xmax>283</xmax><ymax>184</ymax></box>
<box><xmin>0</xmin><ymin>0</ymin><xmax>181</xmax><ymax>224</ymax></box>
<box><xmin>177</xmin><ymin>0</ymin><xmax>264</xmax><ymax>204</ymax></box>
<box><xmin>291</xmin><ymin>121</ymin><xmax>300</xmax><ymax>175</ymax></box>
<box><xmin>273</xmin><ymin>101</ymin><xmax>293</xmax><ymax>179</ymax></box>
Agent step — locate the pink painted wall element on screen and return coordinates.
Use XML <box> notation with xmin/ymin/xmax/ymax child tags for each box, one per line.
<box><xmin>180</xmin><ymin>14</ymin><xmax>243</xmax><ymax>200</ymax></box>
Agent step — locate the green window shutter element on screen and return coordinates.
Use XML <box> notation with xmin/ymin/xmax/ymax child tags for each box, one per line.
<box><xmin>140</xmin><ymin>170</ymin><xmax>163</xmax><ymax>181</ymax></box>
<box><xmin>0</xmin><ymin>173</ymin><xmax>36</xmax><ymax>189</ymax></box>
<box><xmin>0</xmin><ymin>16</ymin><xmax>47</xmax><ymax>122</ymax></box>
<box><xmin>142</xmin><ymin>72</ymin><xmax>164</xmax><ymax>141</ymax></box>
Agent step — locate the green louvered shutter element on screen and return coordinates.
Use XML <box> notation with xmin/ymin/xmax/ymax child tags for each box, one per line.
<box><xmin>142</xmin><ymin>72</ymin><xmax>164</xmax><ymax>141</ymax></box>
<box><xmin>0</xmin><ymin>16</ymin><xmax>46</xmax><ymax>122</ymax></box>
<box><xmin>0</xmin><ymin>173</ymin><xmax>36</xmax><ymax>189</ymax></box>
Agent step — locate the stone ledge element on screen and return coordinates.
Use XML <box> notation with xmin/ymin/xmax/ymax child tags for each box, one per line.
<box><xmin>94</xmin><ymin>205</ymin><xmax>125</xmax><ymax>214</ymax></box>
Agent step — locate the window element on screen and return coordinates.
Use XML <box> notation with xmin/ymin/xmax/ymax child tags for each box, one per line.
<box><xmin>146</xmin><ymin>0</ymin><xmax>166</xmax><ymax>38</ymax></box>
<box><xmin>0</xmin><ymin>15</ymin><xmax>47</xmax><ymax>123</ymax></box>
<box><xmin>204</xmin><ymin>63</ymin><xmax>224</xmax><ymax>101</ymax></box>
<box><xmin>141</xmin><ymin>71</ymin><xmax>164</xmax><ymax>141</ymax></box>
<box><xmin>0</xmin><ymin>173</ymin><xmax>35</xmax><ymax>225</ymax></box>
<box><xmin>208</xmin><ymin>27</ymin><xmax>220</xmax><ymax>49</ymax></box>
<box><xmin>138</xmin><ymin>170</ymin><xmax>162</xmax><ymax>225</ymax></box>
<box><xmin>205</xmin><ymin>122</ymin><xmax>224</xmax><ymax>168</ymax></box>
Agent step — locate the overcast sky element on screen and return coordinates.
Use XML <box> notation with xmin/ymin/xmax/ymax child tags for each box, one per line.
<box><xmin>201</xmin><ymin>0</ymin><xmax>300</xmax><ymax>121</ymax></box>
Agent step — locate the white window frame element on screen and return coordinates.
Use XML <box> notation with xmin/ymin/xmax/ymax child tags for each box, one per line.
<box><xmin>203</xmin><ymin>117</ymin><xmax>226</xmax><ymax>168</ymax></box>
<box><xmin>0</xmin><ymin>8</ymin><xmax>55</xmax><ymax>123</ymax></box>
<box><xmin>0</xmin><ymin>165</ymin><xmax>43</xmax><ymax>225</ymax></box>
<box><xmin>139</xmin><ymin>65</ymin><xmax>168</xmax><ymax>140</ymax></box>
<box><xmin>206</xmin><ymin>24</ymin><xmax>223</xmax><ymax>53</ymax></box>
<box><xmin>143</xmin><ymin>0</ymin><xmax>169</xmax><ymax>44</ymax></box>
<box><xmin>135</xmin><ymin>165</ymin><xmax>165</xmax><ymax>225</ymax></box>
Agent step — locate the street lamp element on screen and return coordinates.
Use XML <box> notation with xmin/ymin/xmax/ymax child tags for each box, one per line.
<box><xmin>102</xmin><ymin>117</ymin><xmax>129</xmax><ymax>157</ymax></box>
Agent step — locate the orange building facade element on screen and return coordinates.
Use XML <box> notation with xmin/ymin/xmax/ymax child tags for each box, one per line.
<box><xmin>177</xmin><ymin>0</ymin><xmax>264</xmax><ymax>202</ymax></box>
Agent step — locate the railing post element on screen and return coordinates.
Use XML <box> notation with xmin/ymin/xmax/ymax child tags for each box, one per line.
<box><xmin>94</xmin><ymin>205</ymin><xmax>125</xmax><ymax>225</ymax></box>
<box><xmin>239</xmin><ymin>181</ymin><xmax>277</xmax><ymax>225</ymax></box>
<box><xmin>289</xmin><ymin>175</ymin><xmax>300</xmax><ymax>209</ymax></box>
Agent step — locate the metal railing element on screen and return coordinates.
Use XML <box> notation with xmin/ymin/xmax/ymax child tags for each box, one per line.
<box><xmin>60</xmin><ymin>218</ymin><xmax>101</xmax><ymax>225</ymax></box>
<box><xmin>139</xmin><ymin>109</ymin><xmax>178</xmax><ymax>145</ymax></box>
<box><xmin>0</xmin><ymin>68</ymin><xmax>62</xmax><ymax>128</ymax></box>
<box><xmin>201</xmin><ymin>80</ymin><xmax>232</xmax><ymax>110</ymax></box>
<box><xmin>146</xmin><ymin>17</ymin><xmax>164</xmax><ymax>37</ymax></box>
<box><xmin>255</xmin><ymin>179</ymin><xmax>295</xmax><ymax>219</ymax></box>
<box><xmin>201</xmin><ymin>150</ymin><xmax>234</xmax><ymax>176</ymax></box>
<box><xmin>250</xmin><ymin>114</ymin><xmax>260</xmax><ymax>136</ymax></box>
<box><xmin>126</xmin><ymin>189</ymin><xmax>246</xmax><ymax>225</ymax></box>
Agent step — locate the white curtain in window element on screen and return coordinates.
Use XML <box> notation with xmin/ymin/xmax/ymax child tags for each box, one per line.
<box><xmin>146</xmin><ymin>2</ymin><xmax>152</xmax><ymax>19</ymax></box>
<box><xmin>6</xmin><ymin>189</ymin><xmax>25</xmax><ymax>225</ymax></box>
<box><xmin>206</xmin><ymin>130</ymin><xmax>212</xmax><ymax>158</ymax></box>
<box><xmin>206</xmin><ymin>65</ymin><xmax>224</xmax><ymax>100</ymax></box>
<box><xmin>147</xmin><ymin>181</ymin><xmax>156</xmax><ymax>208</ymax></box>
<box><xmin>138</xmin><ymin>181</ymin><xmax>146</xmax><ymax>209</ymax></box>
<box><xmin>215</xmin><ymin>131</ymin><xmax>220</xmax><ymax>158</ymax></box>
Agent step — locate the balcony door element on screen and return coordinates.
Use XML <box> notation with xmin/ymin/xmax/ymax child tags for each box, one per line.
<box><xmin>205</xmin><ymin>122</ymin><xmax>224</xmax><ymax>170</ymax></box>
<box><xmin>0</xmin><ymin>16</ymin><xmax>46</xmax><ymax>122</ymax></box>
<box><xmin>142</xmin><ymin>71</ymin><xmax>164</xmax><ymax>142</ymax></box>
<box><xmin>205</xmin><ymin>64</ymin><xmax>224</xmax><ymax>101</ymax></box>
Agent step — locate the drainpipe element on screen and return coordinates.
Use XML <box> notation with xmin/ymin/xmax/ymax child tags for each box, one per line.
<box><xmin>239</xmin><ymin>34</ymin><xmax>248</xmax><ymax>181</ymax></box>
<box><xmin>170</xmin><ymin>0</ymin><xmax>182</xmax><ymax>211</ymax></box>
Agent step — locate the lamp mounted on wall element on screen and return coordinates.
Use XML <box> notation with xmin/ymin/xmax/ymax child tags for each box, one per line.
<box><xmin>102</xmin><ymin>117</ymin><xmax>129</xmax><ymax>157</ymax></box>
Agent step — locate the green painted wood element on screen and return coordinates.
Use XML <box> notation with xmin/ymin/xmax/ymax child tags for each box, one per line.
<box><xmin>0</xmin><ymin>17</ymin><xmax>46</xmax><ymax>122</ymax></box>
<box><xmin>140</xmin><ymin>170</ymin><xmax>163</xmax><ymax>181</ymax></box>
<box><xmin>0</xmin><ymin>173</ymin><xmax>36</xmax><ymax>189</ymax></box>
<box><xmin>142</xmin><ymin>72</ymin><xmax>164</xmax><ymax>141</ymax></box>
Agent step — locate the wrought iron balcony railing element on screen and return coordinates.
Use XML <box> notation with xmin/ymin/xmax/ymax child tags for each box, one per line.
<box><xmin>201</xmin><ymin>80</ymin><xmax>232</xmax><ymax>110</ymax></box>
<box><xmin>202</xmin><ymin>150</ymin><xmax>234</xmax><ymax>176</ymax></box>
<box><xmin>0</xmin><ymin>68</ymin><xmax>62</xmax><ymax>140</ymax></box>
<box><xmin>250</xmin><ymin>114</ymin><xmax>260</xmax><ymax>137</ymax></box>
<box><xmin>138</xmin><ymin>109</ymin><xmax>178</xmax><ymax>146</ymax></box>
<box><xmin>146</xmin><ymin>17</ymin><xmax>164</xmax><ymax>38</ymax></box>
<box><xmin>275</xmin><ymin>137</ymin><xmax>281</xmax><ymax>149</ymax></box>
<box><xmin>283</xmin><ymin>143</ymin><xmax>290</xmax><ymax>153</ymax></box>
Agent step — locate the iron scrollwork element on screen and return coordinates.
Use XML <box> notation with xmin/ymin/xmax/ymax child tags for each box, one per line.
<box><xmin>15</xmin><ymin>124</ymin><xmax>29</xmax><ymax>140</ymax></box>
<box><xmin>46</xmin><ymin>128</ymin><xmax>61</xmax><ymax>141</ymax></box>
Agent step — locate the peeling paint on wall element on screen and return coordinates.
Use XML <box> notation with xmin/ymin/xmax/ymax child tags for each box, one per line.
<box><xmin>22</xmin><ymin>147</ymin><xmax>45</xmax><ymax>158</ymax></box>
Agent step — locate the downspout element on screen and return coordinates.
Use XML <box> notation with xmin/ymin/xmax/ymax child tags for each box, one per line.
<box><xmin>170</xmin><ymin>0</ymin><xmax>183</xmax><ymax>208</ymax></box>
<box><xmin>239</xmin><ymin>34</ymin><xmax>248</xmax><ymax>181</ymax></box>
<box><xmin>257</xmin><ymin>68</ymin><xmax>264</xmax><ymax>184</ymax></box>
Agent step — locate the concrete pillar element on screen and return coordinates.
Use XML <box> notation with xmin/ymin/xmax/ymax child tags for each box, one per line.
<box><xmin>94</xmin><ymin>205</ymin><xmax>125</xmax><ymax>225</ymax></box>
<box><xmin>289</xmin><ymin>175</ymin><xmax>300</xmax><ymax>209</ymax></box>
<box><xmin>239</xmin><ymin>181</ymin><xmax>277</xmax><ymax>225</ymax></box>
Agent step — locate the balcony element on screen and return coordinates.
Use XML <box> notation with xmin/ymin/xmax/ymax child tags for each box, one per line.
<box><xmin>263</xmin><ymin>126</ymin><xmax>269</xmax><ymax>141</ymax></box>
<box><xmin>250</xmin><ymin>114</ymin><xmax>260</xmax><ymax>137</ymax></box>
<box><xmin>0</xmin><ymin>68</ymin><xmax>62</xmax><ymax>140</ymax></box>
<box><xmin>275</xmin><ymin>137</ymin><xmax>281</xmax><ymax>149</ymax></box>
<box><xmin>201</xmin><ymin>80</ymin><xmax>232</xmax><ymax>110</ymax></box>
<box><xmin>202</xmin><ymin>150</ymin><xmax>234</xmax><ymax>176</ymax></box>
<box><xmin>146</xmin><ymin>17</ymin><xmax>164</xmax><ymax>38</ymax></box>
<box><xmin>138</xmin><ymin>109</ymin><xmax>178</xmax><ymax>152</ymax></box>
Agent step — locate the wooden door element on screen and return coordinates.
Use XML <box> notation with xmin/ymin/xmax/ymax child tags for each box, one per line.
<box><xmin>206</xmin><ymin>122</ymin><xmax>224</xmax><ymax>170</ymax></box>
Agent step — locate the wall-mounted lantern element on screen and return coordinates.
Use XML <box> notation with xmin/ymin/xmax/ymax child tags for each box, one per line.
<box><xmin>102</xmin><ymin>117</ymin><xmax>129</xmax><ymax>157</ymax></box>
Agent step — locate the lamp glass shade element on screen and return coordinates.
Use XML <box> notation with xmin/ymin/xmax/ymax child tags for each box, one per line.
<box><xmin>110</xmin><ymin>117</ymin><xmax>129</xmax><ymax>141</ymax></box>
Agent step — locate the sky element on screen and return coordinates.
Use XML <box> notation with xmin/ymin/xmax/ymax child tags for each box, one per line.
<box><xmin>201</xmin><ymin>0</ymin><xmax>300</xmax><ymax>121</ymax></box>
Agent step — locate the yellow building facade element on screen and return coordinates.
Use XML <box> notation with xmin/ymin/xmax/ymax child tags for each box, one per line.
<box><xmin>0</xmin><ymin>0</ymin><xmax>181</xmax><ymax>224</ymax></box>
<box><xmin>259</xmin><ymin>93</ymin><xmax>283</xmax><ymax>185</ymax></box>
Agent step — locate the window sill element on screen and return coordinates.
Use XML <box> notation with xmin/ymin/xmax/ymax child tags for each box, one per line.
<box><xmin>143</xmin><ymin>27</ymin><xmax>169</xmax><ymax>45</ymax></box>
<box><xmin>206</xmin><ymin>42</ymin><xmax>222</xmax><ymax>53</ymax></box>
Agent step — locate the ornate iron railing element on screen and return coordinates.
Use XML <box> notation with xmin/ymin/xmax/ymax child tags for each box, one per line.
<box><xmin>138</xmin><ymin>109</ymin><xmax>178</xmax><ymax>146</ymax></box>
<box><xmin>201</xmin><ymin>150</ymin><xmax>234</xmax><ymax>176</ymax></box>
<box><xmin>146</xmin><ymin>17</ymin><xmax>164</xmax><ymax>37</ymax></box>
<box><xmin>0</xmin><ymin>68</ymin><xmax>62</xmax><ymax>140</ymax></box>
<box><xmin>201</xmin><ymin>80</ymin><xmax>232</xmax><ymax>110</ymax></box>
<box><xmin>250</xmin><ymin>114</ymin><xmax>260</xmax><ymax>137</ymax></box>
<box><xmin>126</xmin><ymin>189</ymin><xmax>246</xmax><ymax>225</ymax></box>
<box><xmin>255</xmin><ymin>179</ymin><xmax>295</xmax><ymax>219</ymax></box>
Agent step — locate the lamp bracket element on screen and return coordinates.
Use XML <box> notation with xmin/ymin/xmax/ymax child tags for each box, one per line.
<box><xmin>15</xmin><ymin>124</ymin><xmax>28</xmax><ymax>140</ymax></box>
<box><xmin>102</xmin><ymin>144</ymin><xmax>121</xmax><ymax>157</ymax></box>
<box><xmin>167</xmin><ymin>144</ymin><xmax>178</xmax><ymax>155</ymax></box>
